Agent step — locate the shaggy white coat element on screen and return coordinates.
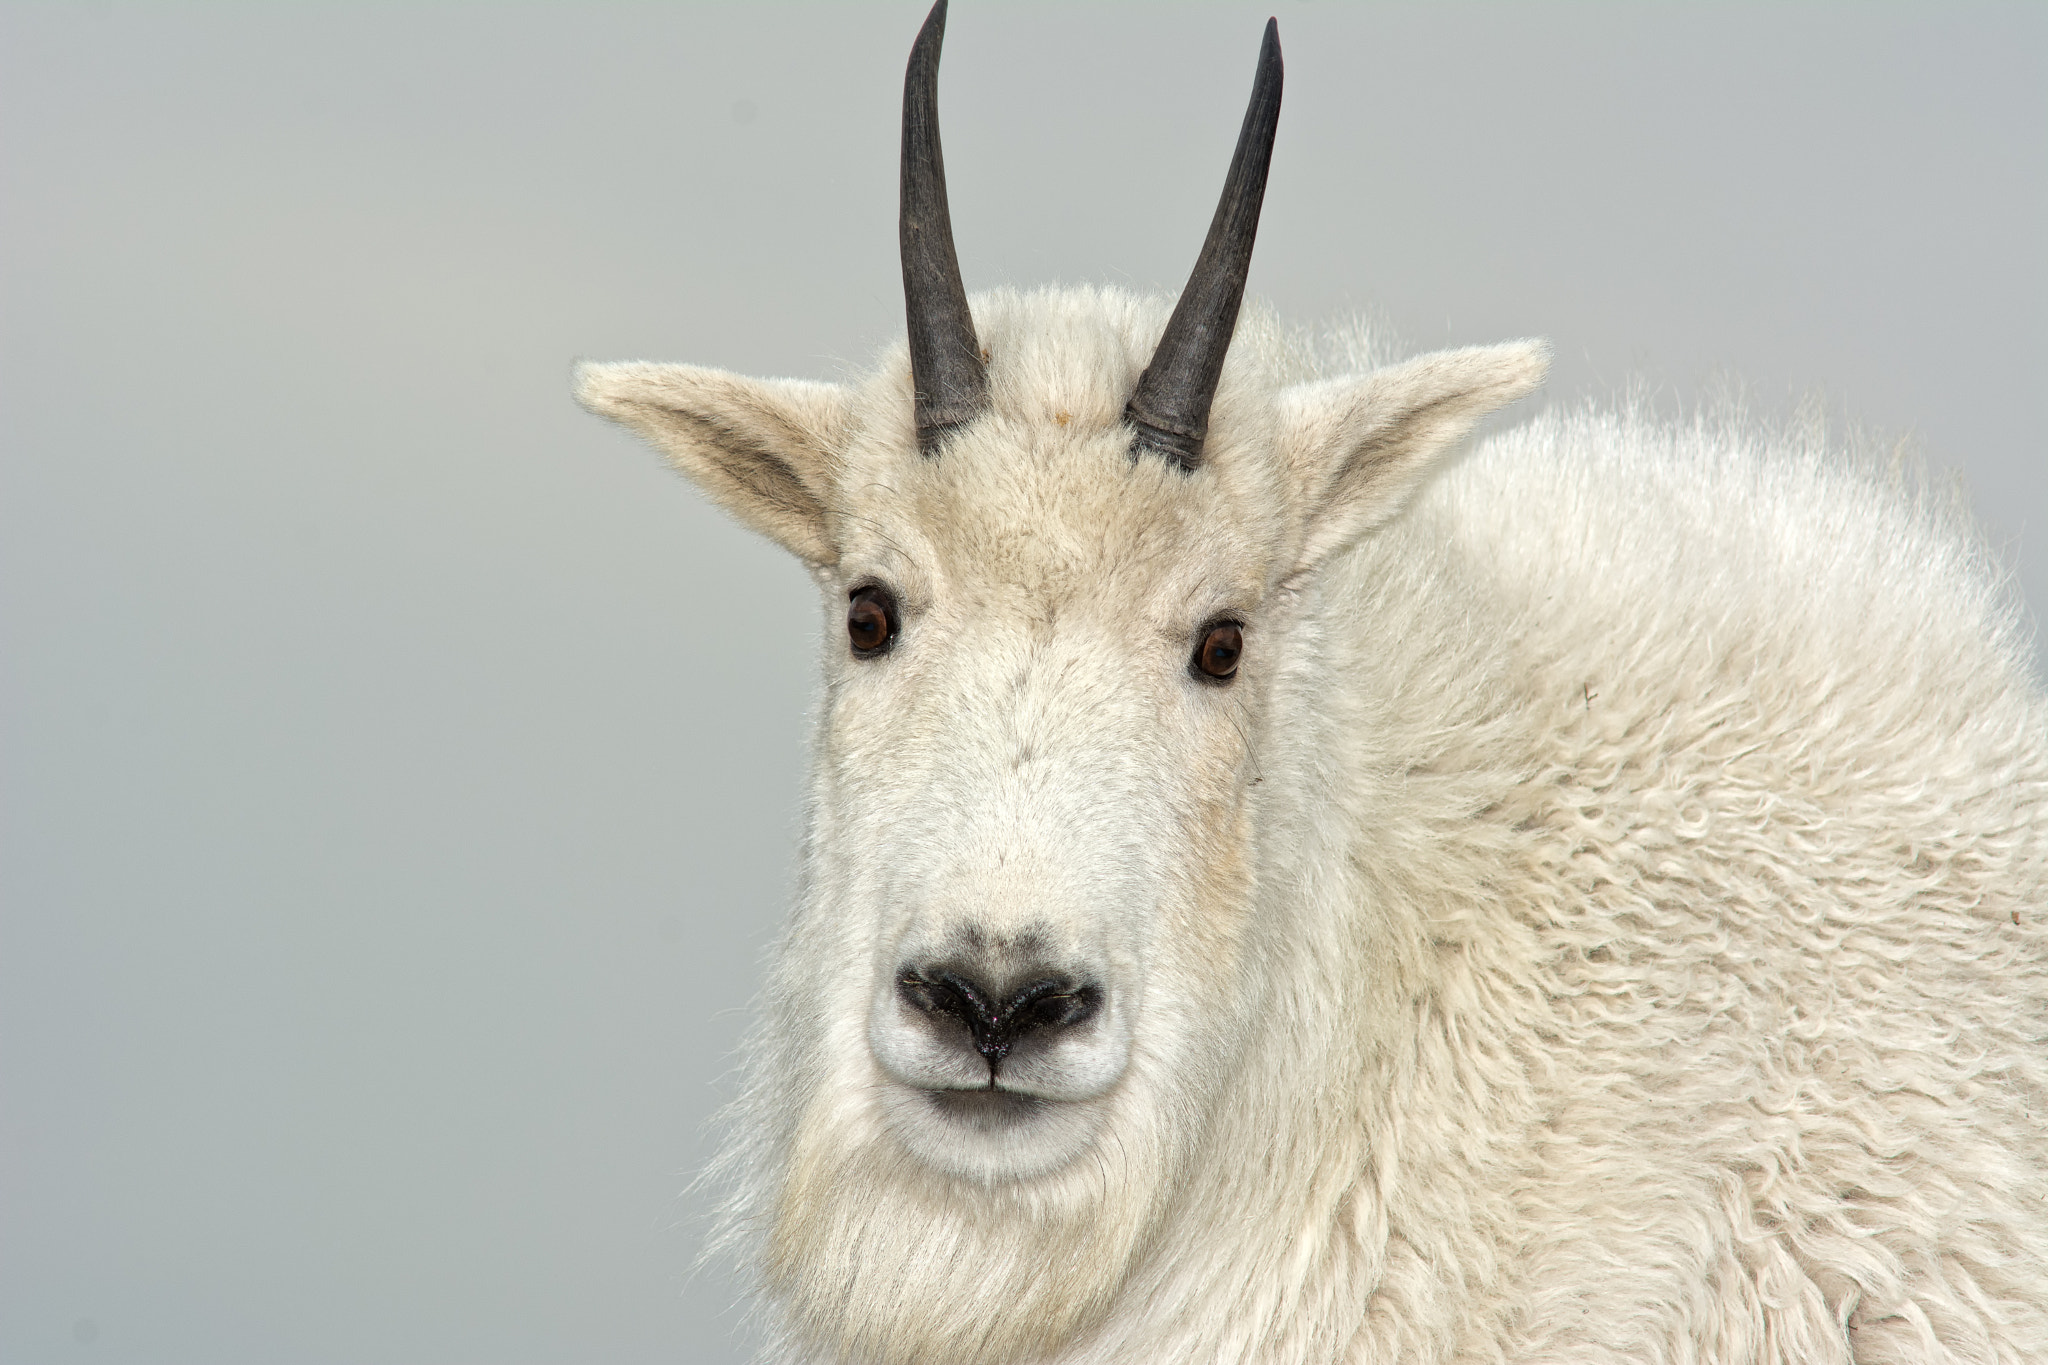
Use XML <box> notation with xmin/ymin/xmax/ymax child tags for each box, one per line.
<box><xmin>578</xmin><ymin>287</ymin><xmax>2048</xmax><ymax>1365</ymax></box>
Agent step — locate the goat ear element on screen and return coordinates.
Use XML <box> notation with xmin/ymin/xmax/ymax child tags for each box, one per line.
<box><xmin>1279</xmin><ymin>341</ymin><xmax>1548</xmax><ymax>577</ymax></box>
<box><xmin>575</xmin><ymin>361</ymin><xmax>849</xmax><ymax>566</ymax></box>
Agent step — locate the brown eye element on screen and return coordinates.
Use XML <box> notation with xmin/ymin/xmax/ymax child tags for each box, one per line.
<box><xmin>847</xmin><ymin>585</ymin><xmax>898</xmax><ymax>657</ymax></box>
<box><xmin>1193</xmin><ymin>620</ymin><xmax>1243</xmax><ymax>681</ymax></box>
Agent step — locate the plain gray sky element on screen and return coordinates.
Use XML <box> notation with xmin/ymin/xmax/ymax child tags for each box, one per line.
<box><xmin>3</xmin><ymin>3</ymin><xmax>2042</xmax><ymax>1362</ymax></box>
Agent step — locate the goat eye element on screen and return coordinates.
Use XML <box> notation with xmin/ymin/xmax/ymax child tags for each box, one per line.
<box><xmin>1193</xmin><ymin>621</ymin><xmax>1242</xmax><ymax>681</ymax></box>
<box><xmin>847</xmin><ymin>586</ymin><xmax>898</xmax><ymax>657</ymax></box>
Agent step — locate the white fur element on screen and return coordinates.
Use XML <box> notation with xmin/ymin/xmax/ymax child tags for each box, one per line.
<box><xmin>578</xmin><ymin>286</ymin><xmax>2047</xmax><ymax>1364</ymax></box>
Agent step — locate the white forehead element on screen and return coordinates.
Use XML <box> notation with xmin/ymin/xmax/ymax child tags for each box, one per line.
<box><xmin>830</xmin><ymin>287</ymin><xmax>1301</xmax><ymax>611</ymax></box>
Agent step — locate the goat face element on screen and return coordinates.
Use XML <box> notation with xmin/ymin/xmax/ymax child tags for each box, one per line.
<box><xmin>580</xmin><ymin>293</ymin><xmax>1541</xmax><ymax>1359</ymax></box>
<box><xmin>820</xmin><ymin>306</ymin><xmax>1285</xmax><ymax>1185</ymax></box>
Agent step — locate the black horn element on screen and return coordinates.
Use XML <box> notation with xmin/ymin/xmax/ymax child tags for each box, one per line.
<box><xmin>1125</xmin><ymin>19</ymin><xmax>1283</xmax><ymax>472</ymax></box>
<box><xmin>901</xmin><ymin>0</ymin><xmax>987</xmax><ymax>456</ymax></box>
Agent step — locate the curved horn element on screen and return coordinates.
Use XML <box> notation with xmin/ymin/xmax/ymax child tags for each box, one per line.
<box><xmin>901</xmin><ymin>0</ymin><xmax>986</xmax><ymax>456</ymax></box>
<box><xmin>1125</xmin><ymin>19</ymin><xmax>1283</xmax><ymax>472</ymax></box>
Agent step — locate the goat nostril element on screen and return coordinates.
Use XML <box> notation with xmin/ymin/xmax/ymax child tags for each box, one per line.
<box><xmin>1006</xmin><ymin>977</ymin><xmax>1102</xmax><ymax>1034</ymax></box>
<box><xmin>897</xmin><ymin>970</ymin><xmax>993</xmax><ymax>1030</ymax></box>
<box><xmin>896</xmin><ymin>968</ymin><xmax>1103</xmax><ymax>1071</ymax></box>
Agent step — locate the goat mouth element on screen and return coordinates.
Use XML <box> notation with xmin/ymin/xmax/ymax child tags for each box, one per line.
<box><xmin>922</xmin><ymin>1086</ymin><xmax>1049</xmax><ymax>1129</ymax></box>
<box><xmin>878</xmin><ymin>1073</ymin><xmax>1114</xmax><ymax>1179</ymax></box>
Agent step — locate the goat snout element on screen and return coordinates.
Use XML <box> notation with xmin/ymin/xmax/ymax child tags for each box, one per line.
<box><xmin>869</xmin><ymin>933</ymin><xmax>1131</xmax><ymax>1107</ymax></box>
<box><xmin>896</xmin><ymin>968</ymin><xmax>1102</xmax><ymax>1076</ymax></box>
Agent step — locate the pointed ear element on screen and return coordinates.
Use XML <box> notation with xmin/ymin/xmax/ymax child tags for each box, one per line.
<box><xmin>1279</xmin><ymin>341</ymin><xmax>1548</xmax><ymax>577</ymax></box>
<box><xmin>575</xmin><ymin>361</ymin><xmax>851</xmax><ymax>566</ymax></box>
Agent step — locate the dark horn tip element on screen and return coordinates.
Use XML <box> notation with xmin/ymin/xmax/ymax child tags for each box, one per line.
<box><xmin>907</xmin><ymin>0</ymin><xmax>948</xmax><ymax>82</ymax></box>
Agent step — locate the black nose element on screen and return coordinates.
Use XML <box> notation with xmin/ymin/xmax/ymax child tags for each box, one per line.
<box><xmin>896</xmin><ymin>968</ymin><xmax>1102</xmax><ymax>1074</ymax></box>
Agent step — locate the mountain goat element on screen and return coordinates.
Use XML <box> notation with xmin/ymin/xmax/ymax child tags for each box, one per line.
<box><xmin>575</xmin><ymin>4</ymin><xmax>2048</xmax><ymax>1361</ymax></box>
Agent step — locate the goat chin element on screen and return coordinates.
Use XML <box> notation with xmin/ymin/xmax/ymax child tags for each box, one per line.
<box><xmin>762</xmin><ymin>1063</ymin><xmax>1178</xmax><ymax>1365</ymax></box>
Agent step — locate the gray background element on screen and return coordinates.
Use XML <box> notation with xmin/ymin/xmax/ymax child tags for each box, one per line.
<box><xmin>3</xmin><ymin>3</ymin><xmax>2042</xmax><ymax>1361</ymax></box>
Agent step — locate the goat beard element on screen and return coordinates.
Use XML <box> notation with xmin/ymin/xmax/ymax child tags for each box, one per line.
<box><xmin>762</xmin><ymin>1088</ymin><xmax>1172</xmax><ymax>1365</ymax></box>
